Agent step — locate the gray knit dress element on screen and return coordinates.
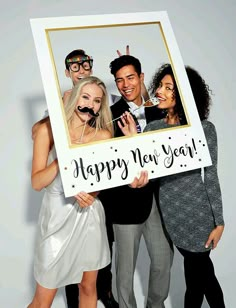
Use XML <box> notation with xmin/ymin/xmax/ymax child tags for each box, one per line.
<box><xmin>144</xmin><ymin>119</ymin><xmax>224</xmax><ymax>252</ymax></box>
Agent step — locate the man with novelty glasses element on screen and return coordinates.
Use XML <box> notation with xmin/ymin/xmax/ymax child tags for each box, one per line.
<box><xmin>64</xmin><ymin>49</ymin><xmax>119</xmax><ymax>308</ymax></box>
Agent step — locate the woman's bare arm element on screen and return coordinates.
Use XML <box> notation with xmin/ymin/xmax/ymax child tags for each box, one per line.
<box><xmin>31</xmin><ymin>122</ymin><xmax>59</xmax><ymax>191</ymax></box>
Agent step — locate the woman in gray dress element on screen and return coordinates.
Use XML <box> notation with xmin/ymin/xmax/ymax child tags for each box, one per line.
<box><xmin>144</xmin><ymin>64</ymin><xmax>225</xmax><ymax>308</ymax></box>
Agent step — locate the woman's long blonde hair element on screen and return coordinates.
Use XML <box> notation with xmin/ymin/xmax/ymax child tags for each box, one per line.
<box><xmin>64</xmin><ymin>76</ymin><xmax>114</xmax><ymax>137</ymax></box>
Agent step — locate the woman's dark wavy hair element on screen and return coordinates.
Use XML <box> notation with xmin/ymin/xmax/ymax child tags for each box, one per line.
<box><xmin>185</xmin><ymin>65</ymin><xmax>212</xmax><ymax>120</ymax></box>
<box><xmin>148</xmin><ymin>63</ymin><xmax>212</xmax><ymax>123</ymax></box>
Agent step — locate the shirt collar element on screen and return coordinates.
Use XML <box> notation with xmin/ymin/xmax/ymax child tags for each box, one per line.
<box><xmin>127</xmin><ymin>97</ymin><xmax>145</xmax><ymax>114</ymax></box>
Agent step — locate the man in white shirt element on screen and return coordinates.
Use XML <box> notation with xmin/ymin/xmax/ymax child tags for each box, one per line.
<box><xmin>99</xmin><ymin>55</ymin><xmax>173</xmax><ymax>308</ymax></box>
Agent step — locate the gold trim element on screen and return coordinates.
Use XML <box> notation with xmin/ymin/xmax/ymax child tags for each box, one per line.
<box><xmin>45</xmin><ymin>29</ymin><xmax>72</xmax><ymax>146</ymax></box>
<box><xmin>45</xmin><ymin>21</ymin><xmax>160</xmax><ymax>32</ymax></box>
<box><xmin>45</xmin><ymin>20</ymin><xmax>190</xmax><ymax>148</ymax></box>
<box><xmin>158</xmin><ymin>23</ymin><xmax>190</xmax><ymax>127</ymax></box>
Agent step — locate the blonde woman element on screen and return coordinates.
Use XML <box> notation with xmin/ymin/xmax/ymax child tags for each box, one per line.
<box><xmin>28</xmin><ymin>76</ymin><xmax>114</xmax><ymax>308</ymax></box>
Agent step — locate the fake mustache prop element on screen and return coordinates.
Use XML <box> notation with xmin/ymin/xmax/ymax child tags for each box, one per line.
<box><xmin>77</xmin><ymin>106</ymin><xmax>99</xmax><ymax>117</ymax></box>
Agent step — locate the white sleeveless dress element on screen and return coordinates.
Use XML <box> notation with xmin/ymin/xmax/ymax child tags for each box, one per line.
<box><xmin>34</xmin><ymin>146</ymin><xmax>110</xmax><ymax>289</ymax></box>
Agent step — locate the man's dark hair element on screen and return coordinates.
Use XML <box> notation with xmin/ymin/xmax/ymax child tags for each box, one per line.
<box><xmin>110</xmin><ymin>55</ymin><xmax>142</xmax><ymax>77</ymax></box>
<box><xmin>65</xmin><ymin>49</ymin><xmax>89</xmax><ymax>70</ymax></box>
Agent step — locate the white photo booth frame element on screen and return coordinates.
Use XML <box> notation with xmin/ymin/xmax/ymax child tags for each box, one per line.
<box><xmin>30</xmin><ymin>11</ymin><xmax>212</xmax><ymax>197</ymax></box>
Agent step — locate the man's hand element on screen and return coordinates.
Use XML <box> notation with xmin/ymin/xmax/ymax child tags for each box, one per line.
<box><xmin>116</xmin><ymin>45</ymin><xmax>130</xmax><ymax>57</ymax></box>
<box><xmin>118</xmin><ymin>111</ymin><xmax>137</xmax><ymax>136</ymax></box>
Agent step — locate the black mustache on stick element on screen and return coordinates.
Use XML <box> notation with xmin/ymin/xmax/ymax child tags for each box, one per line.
<box><xmin>77</xmin><ymin>106</ymin><xmax>99</xmax><ymax>117</ymax></box>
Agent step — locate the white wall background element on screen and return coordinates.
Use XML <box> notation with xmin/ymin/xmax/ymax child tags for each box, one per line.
<box><xmin>0</xmin><ymin>1</ymin><xmax>235</xmax><ymax>307</ymax></box>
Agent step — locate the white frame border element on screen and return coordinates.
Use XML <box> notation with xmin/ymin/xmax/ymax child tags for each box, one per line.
<box><xmin>30</xmin><ymin>11</ymin><xmax>211</xmax><ymax>197</ymax></box>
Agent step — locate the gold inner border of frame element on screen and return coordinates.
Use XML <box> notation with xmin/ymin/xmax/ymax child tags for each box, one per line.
<box><xmin>45</xmin><ymin>21</ymin><xmax>190</xmax><ymax>148</ymax></box>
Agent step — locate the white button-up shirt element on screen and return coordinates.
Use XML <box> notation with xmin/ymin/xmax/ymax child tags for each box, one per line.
<box><xmin>127</xmin><ymin>98</ymin><xmax>146</xmax><ymax>132</ymax></box>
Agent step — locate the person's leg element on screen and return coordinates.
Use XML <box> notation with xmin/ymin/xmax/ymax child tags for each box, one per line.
<box><xmin>200</xmin><ymin>252</ymin><xmax>225</xmax><ymax>308</ymax></box>
<box><xmin>143</xmin><ymin>202</ymin><xmax>173</xmax><ymax>308</ymax></box>
<box><xmin>96</xmin><ymin>264</ymin><xmax>112</xmax><ymax>298</ymax></box>
<box><xmin>177</xmin><ymin>247</ymin><xmax>206</xmax><ymax>308</ymax></box>
<box><xmin>178</xmin><ymin>247</ymin><xmax>225</xmax><ymax>308</ymax></box>
<box><xmin>27</xmin><ymin>283</ymin><xmax>57</xmax><ymax>308</ymax></box>
<box><xmin>79</xmin><ymin>270</ymin><xmax>98</xmax><ymax>308</ymax></box>
<box><xmin>96</xmin><ymin>220</ymin><xmax>118</xmax><ymax>307</ymax></box>
<box><xmin>65</xmin><ymin>284</ymin><xmax>79</xmax><ymax>308</ymax></box>
<box><xmin>113</xmin><ymin>223</ymin><xmax>143</xmax><ymax>308</ymax></box>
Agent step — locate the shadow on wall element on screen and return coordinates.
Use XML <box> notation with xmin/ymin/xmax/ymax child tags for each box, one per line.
<box><xmin>24</xmin><ymin>93</ymin><xmax>46</xmax><ymax>297</ymax></box>
<box><xmin>23</xmin><ymin>93</ymin><xmax>70</xmax><ymax>307</ymax></box>
<box><xmin>24</xmin><ymin>93</ymin><xmax>46</xmax><ymax>223</ymax></box>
